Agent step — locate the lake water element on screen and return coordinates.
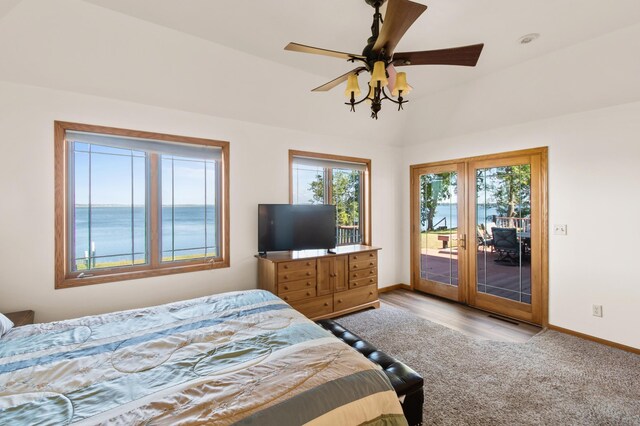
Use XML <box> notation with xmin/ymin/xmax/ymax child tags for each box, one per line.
<box><xmin>74</xmin><ymin>206</ymin><xmax>216</xmax><ymax>263</ymax></box>
<box><xmin>432</xmin><ymin>203</ymin><xmax>500</xmax><ymax>229</ymax></box>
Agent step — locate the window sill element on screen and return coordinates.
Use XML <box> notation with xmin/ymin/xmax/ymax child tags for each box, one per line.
<box><xmin>55</xmin><ymin>259</ymin><xmax>230</xmax><ymax>289</ymax></box>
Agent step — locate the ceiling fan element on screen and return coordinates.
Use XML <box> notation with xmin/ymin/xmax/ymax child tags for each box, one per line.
<box><xmin>285</xmin><ymin>0</ymin><xmax>484</xmax><ymax>119</ymax></box>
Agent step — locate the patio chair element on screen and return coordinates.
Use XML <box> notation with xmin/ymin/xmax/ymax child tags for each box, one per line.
<box><xmin>477</xmin><ymin>225</ymin><xmax>494</xmax><ymax>251</ymax></box>
<box><xmin>491</xmin><ymin>227</ymin><xmax>520</xmax><ymax>265</ymax></box>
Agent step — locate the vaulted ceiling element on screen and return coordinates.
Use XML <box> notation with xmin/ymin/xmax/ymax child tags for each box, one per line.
<box><xmin>83</xmin><ymin>0</ymin><xmax>640</xmax><ymax>96</ymax></box>
<box><xmin>1</xmin><ymin>0</ymin><xmax>639</xmax><ymax>144</ymax></box>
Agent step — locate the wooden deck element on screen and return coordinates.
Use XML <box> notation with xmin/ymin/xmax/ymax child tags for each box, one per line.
<box><xmin>420</xmin><ymin>249</ymin><xmax>531</xmax><ymax>304</ymax></box>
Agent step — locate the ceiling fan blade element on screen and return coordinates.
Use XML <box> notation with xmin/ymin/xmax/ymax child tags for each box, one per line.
<box><xmin>311</xmin><ymin>67</ymin><xmax>367</xmax><ymax>92</ymax></box>
<box><xmin>393</xmin><ymin>44</ymin><xmax>485</xmax><ymax>67</ymax></box>
<box><xmin>285</xmin><ymin>42</ymin><xmax>366</xmax><ymax>61</ymax></box>
<box><xmin>372</xmin><ymin>0</ymin><xmax>428</xmax><ymax>56</ymax></box>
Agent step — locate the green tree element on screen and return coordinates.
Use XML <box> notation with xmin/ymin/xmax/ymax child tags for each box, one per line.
<box><xmin>420</xmin><ymin>173</ymin><xmax>454</xmax><ymax>231</ymax></box>
<box><xmin>308</xmin><ymin>169</ymin><xmax>361</xmax><ymax>226</ymax></box>
<box><xmin>492</xmin><ymin>165</ymin><xmax>531</xmax><ymax>218</ymax></box>
<box><xmin>477</xmin><ymin>165</ymin><xmax>531</xmax><ymax>226</ymax></box>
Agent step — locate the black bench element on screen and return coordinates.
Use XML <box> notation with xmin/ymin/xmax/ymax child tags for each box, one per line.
<box><xmin>317</xmin><ymin>319</ymin><xmax>424</xmax><ymax>426</ymax></box>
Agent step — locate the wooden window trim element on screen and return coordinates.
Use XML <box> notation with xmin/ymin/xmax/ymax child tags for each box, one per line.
<box><xmin>288</xmin><ymin>150</ymin><xmax>372</xmax><ymax>246</ymax></box>
<box><xmin>54</xmin><ymin>121</ymin><xmax>230</xmax><ymax>289</ymax></box>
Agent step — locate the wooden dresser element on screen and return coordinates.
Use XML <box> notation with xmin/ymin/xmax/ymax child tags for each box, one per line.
<box><xmin>257</xmin><ymin>245</ymin><xmax>381</xmax><ymax>320</ymax></box>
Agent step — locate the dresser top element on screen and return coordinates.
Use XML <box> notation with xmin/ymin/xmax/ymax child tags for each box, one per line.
<box><xmin>256</xmin><ymin>245</ymin><xmax>380</xmax><ymax>262</ymax></box>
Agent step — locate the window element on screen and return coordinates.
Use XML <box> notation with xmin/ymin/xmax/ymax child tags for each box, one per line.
<box><xmin>54</xmin><ymin>122</ymin><xmax>229</xmax><ymax>288</ymax></box>
<box><xmin>289</xmin><ymin>150</ymin><xmax>371</xmax><ymax>246</ymax></box>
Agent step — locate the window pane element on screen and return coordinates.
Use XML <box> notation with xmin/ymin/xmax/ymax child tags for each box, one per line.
<box><xmin>332</xmin><ymin>168</ymin><xmax>362</xmax><ymax>245</ymax></box>
<box><xmin>71</xmin><ymin>143</ymin><xmax>148</xmax><ymax>271</ymax></box>
<box><xmin>293</xmin><ymin>164</ymin><xmax>325</xmax><ymax>204</ymax></box>
<box><xmin>161</xmin><ymin>156</ymin><xmax>218</xmax><ymax>262</ymax></box>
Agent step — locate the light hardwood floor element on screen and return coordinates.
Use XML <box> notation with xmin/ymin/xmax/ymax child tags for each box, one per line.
<box><xmin>380</xmin><ymin>289</ymin><xmax>541</xmax><ymax>343</ymax></box>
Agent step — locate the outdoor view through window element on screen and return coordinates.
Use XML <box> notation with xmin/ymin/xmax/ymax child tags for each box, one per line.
<box><xmin>56</xmin><ymin>124</ymin><xmax>228</xmax><ymax>288</ymax></box>
<box><xmin>291</xmin><ymin>155</ymin><xmax>367</xmax><ymax>246</ymax></box>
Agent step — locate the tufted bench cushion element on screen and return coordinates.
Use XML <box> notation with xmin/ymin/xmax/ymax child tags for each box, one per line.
<box><xmin>317</xmin><ymin>319</ymin><xmax>424</xmax><ymax>426</ymax></box>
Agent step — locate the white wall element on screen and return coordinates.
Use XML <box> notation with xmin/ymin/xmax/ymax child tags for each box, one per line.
<box><xmin>401</xmin><ymin>101</ymin><xmax>640</xmax><ymax>349</ymax></box>
<box><xmin>0</xmin><ymin>81</ymin><xmax>402</xmax><ymax>322</ymax></box>
<box><xmin>397</xmin><ymin>20</ymin><xmax>640</xmax><ymax>349</ymax></box>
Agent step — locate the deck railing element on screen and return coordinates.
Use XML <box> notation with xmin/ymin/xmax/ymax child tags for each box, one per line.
<box><xmin>337</xmin><ymin>225</ymin><xmax>361</xmax><ymax>245</ymax></box>
<box><xmin>496</xmin><ymin>216</ymin><xmax>531</xmax><ymax>231</ymax></box>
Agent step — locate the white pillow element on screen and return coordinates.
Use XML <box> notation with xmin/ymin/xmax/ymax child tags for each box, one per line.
<box><xmin>0</xmin><ymin>313</ymin><xmax>14</xmax><ymax>337</ymax></box>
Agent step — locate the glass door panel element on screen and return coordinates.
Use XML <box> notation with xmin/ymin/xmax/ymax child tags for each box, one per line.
<box><xmin>420</xmin><ymin>172</ymin><xmax>459</xmax><ymax>286</ymax></box>
<box><xmin>412</xmin><ymin>164</ymin><xmax>465</xmax><ymax>302</ymax></box>
<box><xmin>476</xmin><ymin>165</ymin><xmax>532</xmax><ymax>304</ymax></box>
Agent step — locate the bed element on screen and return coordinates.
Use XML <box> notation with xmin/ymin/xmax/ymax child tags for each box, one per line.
<box><xmin>0</xmin><ymin>290</ymin><xmax>407</xmax><ymax>425</ymax></box>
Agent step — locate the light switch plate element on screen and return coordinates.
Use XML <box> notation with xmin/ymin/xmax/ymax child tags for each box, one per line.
<box><xmin>553</xmin><ymin>224</ymin><xmax>567</xmax><ymax>235</ymax></box>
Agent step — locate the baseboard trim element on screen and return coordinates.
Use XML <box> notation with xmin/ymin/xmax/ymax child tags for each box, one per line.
<box><xmin>546</xmin><ymin>324</ymin><xmax>639</xmax><ymax>355</ymax></box>
<box><xmin>378</xmin><ymin>283</ymin><xmax>411</xmax><ymax>294</ymax></box>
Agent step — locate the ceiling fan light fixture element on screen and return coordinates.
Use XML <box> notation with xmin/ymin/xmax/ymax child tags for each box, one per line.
<box><xmin>392</xmin><ymin>72</ymin><xmax>411</xmax><ymax>97</ymax></box>
<box><xmin>344</xmin><ymin>73</ymin><xmax>362</xmax><ymax>98</ymax></box>
<box><xmin>370</xmin><ymin>61</ymin><xmax>389</xmax><ymax>87</ymax></box>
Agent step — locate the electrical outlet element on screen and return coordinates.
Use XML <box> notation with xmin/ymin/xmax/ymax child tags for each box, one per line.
<box><xmin>592</xmin><ymin>304</ymin><xmax>603</xmax><ymax>318</ymax></box>
<box><xmin>553</xmin><ymin>224</ymin><xmax>567</xmax><ymax>235</ymax></box>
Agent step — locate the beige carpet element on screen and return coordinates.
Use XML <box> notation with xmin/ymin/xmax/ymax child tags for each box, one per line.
<box><xmin>338</xmin><ymin>304</ymin><xmax>640</xmax><ymax>426</ymax></box>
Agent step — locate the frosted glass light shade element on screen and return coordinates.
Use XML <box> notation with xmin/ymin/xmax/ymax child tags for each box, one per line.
<box><xmin>370</xmin><ymin>61</ymin><xmax>388</xmax><ymax>87</ymax></box>
<box><xmin>344</xmin><ymin>73</ymin><xmax>361</xmax><ymax>97</ymax></box>
<box><xmin>392</xmin><ymin>72</ymin><xmax>411</xmax><ymax>97</ymax></box>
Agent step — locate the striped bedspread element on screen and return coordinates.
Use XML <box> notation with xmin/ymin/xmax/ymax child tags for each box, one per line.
<box><xmin>0</xmin><ymin>290</ymin><xmax>407</xmax><ymax>425</ymax></box>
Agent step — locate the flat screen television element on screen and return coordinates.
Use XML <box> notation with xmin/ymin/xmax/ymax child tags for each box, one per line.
<box><xmin>258</xmin><ymin>204</ymin><xmax>336</xmax><ymax>253</ymax></box>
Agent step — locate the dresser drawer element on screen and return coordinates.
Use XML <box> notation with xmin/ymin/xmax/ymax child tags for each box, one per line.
<box><xmin>349</xmin><ymin>275</ymin><xmax>377</xmax><ymax>289</ymax></box>
<box><xmin>349</xmin><ymin>251</ymin><xmax>377</xmax><ymax>262</ymax></box>
<box><xmin>280</xmin><ymin>287</ymin><xmax>316</xmax><ymax>303</ymax></box>
<box><xmin>278</xmin><ymin>268</ymin><xmax>316</xmax><ymax>283</ymax></box>
<box><xmin>278</xmin><ymin>278</ymin><xmax>316</xmax><ymax>294</ymax></box>
<box><xmin>350</xmin><ymin>257</ymin><xmax>378</xmax><ymax>271</ymax></box>
<box><xmin>350</xmin><ymin>267</ymin><xmax>377</xmax><ymax>280</ymax></box>
<box><xmin>290</xmin><ymin>295</ymin><xmax>333</xmax><ymax>319</ymax></box>
<box><xmin>278</xmin><ymin>260</ymin><xmax>316</xmax><ymax>273</ymax></box>
<box><xmin>334</xmin><ymin>284</ymin><xmax>378</xmax><ymax>311</ymax></box>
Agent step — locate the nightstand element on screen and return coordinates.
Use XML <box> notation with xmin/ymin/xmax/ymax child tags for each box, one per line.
<box><xmin>5</xmin><ymin>310</ymin><xmax>35</xmax><ymax>327</ymax></box>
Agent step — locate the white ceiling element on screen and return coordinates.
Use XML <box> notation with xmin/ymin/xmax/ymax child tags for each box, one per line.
<box><xmin>84</xmin><ymin>0</ymin><xmax>640</xmax><ymax>97</ymax></box>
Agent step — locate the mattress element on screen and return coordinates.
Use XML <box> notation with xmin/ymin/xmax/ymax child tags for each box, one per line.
<box><xmin>0</xmin><ymin>290</ymin><xmax>407</xmax><ymax>425</ymax></box>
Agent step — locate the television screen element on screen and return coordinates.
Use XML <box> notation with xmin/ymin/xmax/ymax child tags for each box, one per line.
<box><xmin>258</xmin><ymin>204</ymin><xmax>336</xmax><ymax>253</ymax></box>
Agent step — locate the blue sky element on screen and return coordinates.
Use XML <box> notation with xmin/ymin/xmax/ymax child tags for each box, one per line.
<box><xmin>73</xmin><ymin>143</ymin><xmax>216</xmax><ymax>206</ymax></box>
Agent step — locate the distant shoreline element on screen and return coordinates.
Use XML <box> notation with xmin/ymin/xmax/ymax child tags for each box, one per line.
<box><xmin>75</xmin><ymin>204</ymin><xmax>216</xmax><ymax>208</ymax></box>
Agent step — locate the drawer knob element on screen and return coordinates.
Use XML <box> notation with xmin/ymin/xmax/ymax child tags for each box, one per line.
<box><xmin>338</xmin><ymin>299</ymin><xmax>343</xmax><ymax>303</ymax></box>
<box><xmin>369</xmin><ymin>279</ymin><xmax>374</xmax><ymax>283</ymax></box>
<box><xmin>370</xmin><ymin>270</ymin><xmax>374</xmax><ymax>274</ymax></box>
<box><xmin>306</xmin><ymin>292</ymin><xmax>311</xmax><ymax>296</ymax></box>
<box><xmin>306</xmin><ymin>262</ymin><xmax>311</xmax><ymax>266</ymax></box>
<box><xmin>284</xmin><ymin>275</ymin><xmax>288</xmax><ymax>279</ymax></box>
<box><xmin>284</xmin><ymin>286</ymin><xmax>289</xmax><ymax>290</ymax></box>
<box><xmin>306</xmin><ymin>272</ymin><xmax>311</xmax><ymax>276</ymax></box>
<box><xmin>324</xmin><ymin>302</ymin><xmax>329</xmax><ymax>306</ymax></box>
<box><xmin>353</xmin><ymin>273</ymin><xmax>358</xmax><ymax>277</ymax></box>
<box><xmin>284</xmin><ymin>296</ymin><xmax>289</xmax><ymax>301</ymax></box>
<box><xmin>353</xmin><ymin>256</ymin><xmax>358</xmax><ymax>260</ymax></box>
<box><xmin>353</xmin><ymin>283</ymin><xmax>358</xmax><ymax>287</ymax></box>
<box><xmin>369</xmin><ymin>292</ymin><xmax>374</xmax><ymax>296</ymax></box>
<box><xmin>369</xmin><ymin>262</ymin><xmax>374</xmax><ymax>266</ymax></box>
<box><xmin>306</xmin><ymin>282</ymin><xmax>311</xmax><ymax>286</ymax></box>
<box><xmin>370</xmin><ymin>253</ymin><xmax>374</xmax><ymax>257</ymax></box>
<box><xmin>284</xmin><ymin>265</ymin><xmax>289</xmax><ymax>269</ymax></box>
<box><xmin>353</xmin><ymin>265</ymin><xmax>357</xmax><ymax>269</ymax></box>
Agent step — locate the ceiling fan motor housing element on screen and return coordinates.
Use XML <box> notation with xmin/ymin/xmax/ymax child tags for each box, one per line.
<box><xmin>365</xmin><ymin>0</ymin><xmax>386</xmax><ymax>7</ymax></box>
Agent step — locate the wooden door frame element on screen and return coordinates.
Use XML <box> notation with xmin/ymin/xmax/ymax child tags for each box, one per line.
<box><xmin>410</xmin><ymin>162</ymin><xmax>467</xmax><ymax>302</ymax></box>
<box><xmin>409</xmin><ymin>147</ymin><xmax>549</xmax><ymax>326</ymax></box>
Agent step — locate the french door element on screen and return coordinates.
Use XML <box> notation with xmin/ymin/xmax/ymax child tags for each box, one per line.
<box><xmin>411</xmin><ymin>148</ymin><xmax>547</xmax><ymax>325</ymax></box>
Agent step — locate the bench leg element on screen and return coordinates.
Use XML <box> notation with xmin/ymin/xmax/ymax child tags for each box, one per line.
<box><xmin>402</xmin><ymin>388</ymin><xmax>424</xmax><ymax>426</ymax></box>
